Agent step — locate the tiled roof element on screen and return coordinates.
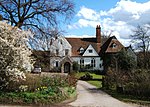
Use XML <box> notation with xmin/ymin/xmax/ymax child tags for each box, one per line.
<box><xmin>100</xmin><ymin>36</ymin><xmax>124</xmax><ymax>55</ymax></box>
<box><xmin>66</xmin><ymin>36</ymin><xmax>124</xmax><ymax>56</ymax></box>
<box><xmin>66</xmin><ymin>38</ymin><xmax>101</xmax><ymax>56</ymax></box>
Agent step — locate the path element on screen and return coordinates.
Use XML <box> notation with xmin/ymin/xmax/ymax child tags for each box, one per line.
<box><xmin>69</xmin><ymin>80</ymin><xmax>143</xmax><ymax>107</ymax></box>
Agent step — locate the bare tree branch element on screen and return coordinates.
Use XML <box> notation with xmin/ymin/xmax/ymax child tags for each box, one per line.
<box><xmin>0</xmin><ymin>0</ymin><xmax>74</xmax><ymax>28</ymax></box>
<box><xmin>0</xmin><ymin>0</ymin><xmax>75</xmax><ymax>50</ymax></box>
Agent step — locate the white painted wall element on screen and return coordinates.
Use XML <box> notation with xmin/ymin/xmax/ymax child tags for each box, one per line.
<box><xmin>73</xmin><ymin>57</ymin><xmax>103</xmax><ymax>71</ymax></box>
<box><xmin>83</xmin><ymin>45</ymin><xmax>99</xmax><ymax>56</ymax></box>
<box><xmin>49</xmin><ymin>36</ymin><xmax>104</xmax><ymax>71</ymax></box>
<box><xmin>50</xmin><ymin>36</ymin><xmax>72</xmax><ymax>57</ymax></box>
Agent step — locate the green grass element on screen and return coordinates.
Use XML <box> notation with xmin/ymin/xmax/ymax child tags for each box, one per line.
<box><xmin>87</xmin><ymin>80</ymin><xmax>102</xmax><ymax>88</ymax></box>
<box><xmin>75</xmin><ymin>72</ymin><xmax>103</xmax><ymax>88</ymax></box>
<box><xmin>0</xmin><ymin>86</ymin><xmax>77</xmax><ymax>105</ymax></box>
<box><xmin>75</xmin><ymin>72</ymin><xmax>86</xmax><ymax>79</ymax></box>
<box><xmin>90</xmin><ymin>73</ymin><xmax>102</xmax><ymax>79</ymax></box>
<box><xmin>102</xmin><ymin>89</ymin><xmax>150</xmax><ymax>106</ymax></box>
<box><xmin>0</xmin><ymin>74</ymin><xmax>78</xmax><ymax>105</ymax></box>
<box><xmin>75</xmin><ymin>72</ymin><xmax>103</xmax><ymax>79</ymax></box>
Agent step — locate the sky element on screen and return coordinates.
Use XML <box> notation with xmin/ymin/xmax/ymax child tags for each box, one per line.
<box><xmin>64</xmin><ymin>0</ymin><xmax>150</xmax><ymax>46</ymax></box>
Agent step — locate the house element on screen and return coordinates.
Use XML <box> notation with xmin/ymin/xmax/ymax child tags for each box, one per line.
<box><xmin>49</xmin><ymin>36</ymin><xmax>72</xmax><ymax>73</ymax></box>
<box><xmin>99</xmin><ymin>36</ymin><xmax>124</xmax><ymax>71</ymax></box>
<box><xmin>66</xmin><ymin>25</ymin><xmax>103</xmax><ymax>71</ymax></box>
<box><xmin>48</xmin><ymin>25</ymin><xmax>125</xmax><ymax>73</ymax></box>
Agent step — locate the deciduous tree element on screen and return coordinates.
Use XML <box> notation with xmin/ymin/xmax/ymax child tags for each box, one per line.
<box><xmin>131</xmin><ymin>25</ymin><xmax>150</xmax><ymax>68</ymax></box>
<box><xmin>131</xmin><ymin>25</ymin><xmax>150</xmax><ymax>53</ymax></box>
<box><xmin>0</xmin><ymin>0</ymin><xmax>74</xmax><ymax>28</ymax></box>
<box><xmin>0</xmin><ymin>0</ymin><xmax>74</xmax><ymax>50</ymax></box>
<box><xmin>0</xmin><ymin>21</ymin><xmax>33</xmax><ymax>90</ymax></box>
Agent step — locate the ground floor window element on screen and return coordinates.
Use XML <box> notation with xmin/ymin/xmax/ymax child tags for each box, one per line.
<box><xmin>80</xmin><ymin>58</ymin><xmax>84</xmax><ymax>68</ymax></box>
<box><xmin>91</xmin><ymin>58</ymin><xmax>96</xmax><ymax>68</ymax></box>
<box><xmin>99</xmin><ymin>63</ymin><xmax>102</xmax><ymax>68</ymax></box>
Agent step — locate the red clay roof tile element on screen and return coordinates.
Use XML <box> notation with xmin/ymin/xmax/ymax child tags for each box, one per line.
<box><xmin>66</xmin><ymin>37</ymin><xmax>101</xmax><ymax>56</ymax></box>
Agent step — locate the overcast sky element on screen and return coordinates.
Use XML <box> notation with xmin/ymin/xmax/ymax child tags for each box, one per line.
<box><xmin>64</xmin><ymin>0</ymin><xmax>150</xmax><ymax>46</ymax></box>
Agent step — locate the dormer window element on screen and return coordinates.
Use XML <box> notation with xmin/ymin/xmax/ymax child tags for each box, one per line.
<box><xmin>88</xmin><ymin>49</ymin><xmax>93</xmax><ymax>53</ymax></box>
<box><xmin>110</xmin><ymin>43</ymin><xmax>117</xmax><ymax>48</ymax></box>
<box><xmin>80</xmin><ymin>47</ymin><xmax>84</xmax><ymax>54</ymax></box>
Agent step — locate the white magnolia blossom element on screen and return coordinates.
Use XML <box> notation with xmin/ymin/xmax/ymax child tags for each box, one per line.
<box><xmin>0</xmin><ymin>21</ymin><xmax>33</xmax><ymax>85</ymax></box>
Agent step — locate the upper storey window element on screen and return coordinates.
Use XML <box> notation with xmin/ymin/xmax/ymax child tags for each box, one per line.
<box><xmin>80</xmin><ymin>47</ymin><xmax>84</xmax><ymax>54</ymax></box>
<box><xmin>56</xmin><ymin>49</ymin><xmax>59</xmax><ymax>56</ymax></box>
<box><xmin>88</xmin><ymin>49</ymin><xmax>93</xmax><ymax>53</ymax></box>
<box><xmin>60</xmin><ymin>39</ymin><xmax>63</xmax><ymax>44</ymax></box>
<box><xmin>110</xmin><ymin>43</ymin><xmax>117</xmax><ymax>48</ymax></box>
<box><xmin>65</xmin><ymin>49</ymin><xmax>69</xmax><ymax>56</ymax></box>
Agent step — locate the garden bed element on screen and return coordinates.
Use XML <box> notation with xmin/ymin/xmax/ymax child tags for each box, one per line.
<box><xmin>0</xmin><ymin>73</ymin><xmax>77</xmax><ymax>106</ymax></box>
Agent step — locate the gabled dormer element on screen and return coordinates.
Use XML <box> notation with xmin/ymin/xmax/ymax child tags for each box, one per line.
<box><xmin>82</xmin><ymin>44</ymin><xmax>99</xmax><ymax>56</ymax></box>
<box><xmin>100</xmin><ymin>36</ymin><xmax>124</xmax><ymax>55</ymax></box>
<box><xmin>79</xmin><ymin>47</ymin><xmax>84</xmax><ymax>54</ymax></box>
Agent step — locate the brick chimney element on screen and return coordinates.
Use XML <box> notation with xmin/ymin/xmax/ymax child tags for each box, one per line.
<box><xmin>96</xmin><ymin>25</ymin><xmax>101</xmax><ymax>43</ymax></box>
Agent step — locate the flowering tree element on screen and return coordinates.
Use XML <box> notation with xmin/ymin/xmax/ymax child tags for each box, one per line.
<box><xmin>0</xmin><ymin>21</ymin><xmax>33</xmax><ymax>90</ymax></box>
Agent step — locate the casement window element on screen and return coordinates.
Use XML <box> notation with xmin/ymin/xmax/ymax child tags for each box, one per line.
<box><xmin>88</xmin><ymin>49</ymin><xmax>93</xmax><ymax>53</ymax></box>
<box><xmin>91</xmin><ymin>58</ymin><xmax>96</xmax><ymax>68</ymax></box>
<box><xmin>99</xmin><ymin>64</ymin><xmax>102</xmax><ymax>68</ymax></box>
<box><xmin>80</xmin><ymin>47</ymin><xmax>84</xmax><ymax>54</ymax></box>
<box><xmin>56</xmin><ymin>49</ymin><xmax>59</xmax><ymax>56</ymax></box>
<box><xmin>60</xmin><ymin>39</ymin><xmax>63</xmax><ymax>44</ymax></box>
<box><xmin>65</xmin><ymin>49</ymin><xmax>69</xmax><ymax>56</ymax></box>
<box><xmin>110</xmin><ymin>43</ymin><xmax>117</xmax><ymax>48</ymax></box>
<box><xmin>112</xmin><ymin>43</ymin><xmax>117</xmax><ymax>48</ymax></box>
<box><xmin>80</xmin><ymin>58</ymin><xmax>84</xmax><ymax>68</ymax></box>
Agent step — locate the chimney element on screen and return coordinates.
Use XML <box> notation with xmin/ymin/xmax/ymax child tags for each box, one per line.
<box><xmin>96</xmin><ymin>25</ymin><xmax>101</xmax><ymax>43</ymax></box>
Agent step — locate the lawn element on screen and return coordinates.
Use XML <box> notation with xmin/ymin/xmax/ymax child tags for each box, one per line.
<box><xmin>75</xmin><ymin>72</ymin><xmax>103</xmax><ymax>79</ymax></box>
<box><xmin>75</xmin><ymin>72</ymin><xmax>103</xmax><ymax>88</ymax></box>
<box><xmin>87</xmin><ymin>80</ymin><xmax>102</xmax><ymax>88</ymax></box>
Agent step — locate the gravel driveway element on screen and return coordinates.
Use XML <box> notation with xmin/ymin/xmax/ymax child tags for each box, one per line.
<box><xmin>69</xmin><ymin>80</ymin><xmax>144</xmax><ymax>107</ymax></box>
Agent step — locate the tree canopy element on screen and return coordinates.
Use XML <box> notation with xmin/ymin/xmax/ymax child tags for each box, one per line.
<box><xmin>131</xmin><ymin>24</ymin><xmax>150</xmax><ymax>68</ymax></box>
<box><xmin>131</xmin><ymin>25</ymin><xmax>150</xmax><ymax>52</ymax></box>
<box><xmin>0</xmin><ymin>0</ymin><xmax>74</xmax><ymax>28</ymax></box>
<box><xmin>0</xmin><ymin>0</ymin><xmax>75</xmax><ymax>50</ymax></box>
<box><xmin>117</xmin><ymin>49</ymin><xmax>136</xmax><ymax>71</ymax></box>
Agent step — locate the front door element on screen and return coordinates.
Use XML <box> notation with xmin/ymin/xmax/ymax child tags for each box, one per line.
<box><xmin>64</xmin><ymin>62</ymin><xmax>70</xmax><ymax>73</ymax></box>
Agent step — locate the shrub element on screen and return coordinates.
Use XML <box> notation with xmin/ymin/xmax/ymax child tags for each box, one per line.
<box><xmin>103</xmin><ymin>68</ymin><xmax>150</xmax><ymax>99</ymax></box>
<box><xmin>73</xmin><ymin>61</ymin><xmax>79</xmax><ymax>71</ymax></box>
<box><xmin>80</xmin><ymin>72</ymin><xmax>93</xmax><ymax>80</ymax></box>
<box><xmin>0</xmin><ymin>73</ymin><xmax>78</xmax><ymax>105</ymax></box>
<box><xmin>0</xmin><ymin>21</ymin><xmax>33</xmax><ymax>91</ymax></box>
<box><xmin>102</xmin><ymin>68</ymin><xmax>117</xmax><ymax>90</ymax></box>
<box><xmin>124</xmin><ymin>69</ymin><xmax>150</xmax><ymax>98</ymax></box>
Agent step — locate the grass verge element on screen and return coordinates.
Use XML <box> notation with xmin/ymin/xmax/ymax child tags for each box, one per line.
<box><xmin>102</xmin><ymin>89</ymin><xmax>150</xmax><ymax>106</ymax></box>
<box><xmin>87</xmin><ymin>80</ymin><xmax>102</xmax><ymax>88</ymax></box>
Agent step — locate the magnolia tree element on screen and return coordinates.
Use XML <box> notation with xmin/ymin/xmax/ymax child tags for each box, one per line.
<box><xmin>0</xmin><ymin>21</ymin><xmax>33</xmax><ymax>90</ymax></box>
